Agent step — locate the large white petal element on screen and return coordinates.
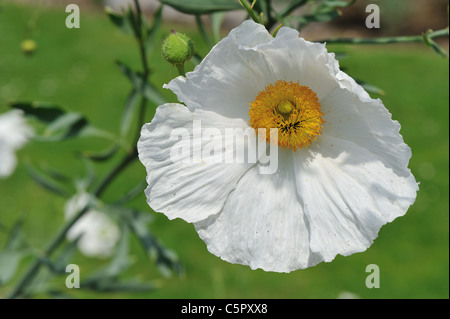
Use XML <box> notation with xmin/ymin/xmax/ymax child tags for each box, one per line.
<box><xmin>252</xmin><ymin>26</ymin><xmax>341</xmax><ymax>100</ymax></box>
<box><xmin>321</xmin><ymin>74</ymin><xmax>412</xmax><ymax>177</ymax></box>
<box><xmin>294</xmin><ymin>135</ymin><xmax>418</xmax><ymax>263</ymax></box>
<box><xmin>195</xmin><ymin>151</ymin><xmax>311</xmax><ymax>273</ymax></box>
<box><xmin>165</xmin><ymin>21</ymin><xmax>273</xmax><ymax>121</ymax></box>
<box><xmin>165</xmin><ymin>21</ymin><xmax>341</xmax><ymax>121</ymax></box>
<box><xmin>138</xmin><ymin>103</ymin><xmax>257</xmax><ymax>223</ymax></box>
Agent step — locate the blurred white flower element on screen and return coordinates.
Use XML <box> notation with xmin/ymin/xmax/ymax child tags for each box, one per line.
<box><xmin>65</xmin><ymin>192</ymin><xmax>120</xmax><ymax>258</ymax></box>
<box><xmin>138</xmin><ymin>21</ymin><xmax>418</xmax><ymax>272</ymax></box>
<box><xmin>0</xmin><ymin>110</ymin><xmax>33</xmax><ymax>178</ymax></box>
<box><xmin>337</xmin><ymin>291</ymin><xmax>360</xmax><ymax>299</ymax></box>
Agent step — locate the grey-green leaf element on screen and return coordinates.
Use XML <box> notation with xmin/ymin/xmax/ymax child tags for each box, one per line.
<box><xmin>0</xmin><ymin>251</ymin><xmax>27</xmax><ymax>285</ymax></box>
<box><xmin>10</xmin><ymin>101</ymin><xmax>90</xmax><ymax>141</ymax></box>
<box><xmin>211</xmin><ymin>11</ymin><xmax>226</xmax><ymax>44</ymax></box>
<box><xmin>120</xmin><ymin>89</ymin><xmax>141</xmax><ymax>137</ymax></box>
<box><xmin>83</xmin><ymin>144</ymin><xmax>119</xmax><ymax>162</ymax></box>
<box><xmin>105</xmin><ymin>6</ymin><xmax>135</xmax><ymax>36</ymax></box>
<box><xmin>145</xmin><ymin>5</ymin><xmax>164</xmax><ymax>51</ymax></box>
<box><xmin>82</xmin><ymin>280</ymin><xmax>158</xmax><ymax>292</ymax></box>
<box><xmin>124</xmin><ymin>211</ymin><xmax>183</xmax><ymax>278</ymax></box>
<box><xmin>4</xmin><ymin>218</ymin><xmax>25</xmax><ymax>251</ymax></box>
<box><xmin>25</xmin><ymin>163</ymin><xmax>71</xmax><ymax>197</ymax></box>
<box><xmin>116</xmin><ymin>60</ymin><xmax>166</xmax><ymax>105</ymax></box>
<box><xmin>9</xmin><ymin>101</ymin><xmax>65</xmax><ymax>124</ymax></box>
<box><xmin>160</xmin><ymin>0</ymin><xmax>241</xmax><ymax>14</ymax></box>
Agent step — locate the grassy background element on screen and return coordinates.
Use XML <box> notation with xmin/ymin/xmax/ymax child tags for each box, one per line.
<box><xmin>0</xmin><ymin>2</ymin><xmax>448</xmax><ymax>299</ymax></box>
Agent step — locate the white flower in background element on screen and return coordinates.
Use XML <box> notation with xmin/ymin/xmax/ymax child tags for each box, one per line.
<box><xmin>65</xmin><ymin>192</ymin><xmax>120</xmax><ymax>258</ymax></box>
<box><xmin>337</xmin><ymin>291</ymin><xmax>360</xmax><ymax>299</ymax></box>
<box><xmin>0</xmin><ymin>110</ymin><xmax>33</xmax><ymax>178</ymax></box>
<box><xmin>137</xmin><ymin>21</ymin><xmax>418</xmax><ymax>272</ymax></box>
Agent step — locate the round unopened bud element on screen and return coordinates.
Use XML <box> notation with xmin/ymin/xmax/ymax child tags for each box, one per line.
<box><xmin>21</xmin><ymin>39</ymin><xmax>37</xmax><ymax>56</ymax></box>
<box><xmin>161</xmin><ymin>30</ymin><xmax>194</xmax><ymax>66</ymax></box>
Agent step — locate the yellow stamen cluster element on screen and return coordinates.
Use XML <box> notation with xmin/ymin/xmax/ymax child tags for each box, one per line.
<box><xmin>249</xmin><ymin>80</ymin><xmax>324</xmax><ymax>151</ymax></box>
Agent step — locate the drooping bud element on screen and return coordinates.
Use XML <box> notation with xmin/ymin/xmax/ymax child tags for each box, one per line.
<box><xmin>161</xmin><ymin>30</ymin><xmax>194</xmax><ymax>67</ymax></box>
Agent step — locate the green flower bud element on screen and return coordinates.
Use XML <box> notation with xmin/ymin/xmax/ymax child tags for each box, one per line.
<box><xmin>161</xmin><ymin>30</ymin><xmax>195</xmax><ymax>66</ymax></box>
<box><xmin>21</xmin><ymin>39</ymin><xmax>37</xmax><ymax>56</ymax></box>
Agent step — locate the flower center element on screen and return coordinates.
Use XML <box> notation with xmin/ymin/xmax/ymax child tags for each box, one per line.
<box><xmin>249</xmin><ymin>80</ymin><xmax>325</xmax><ymax>151</ymax></box>
<box><xmin>277</xmin><ymin>100</ymin><xmax>294</xmax><ymax>114</ymax></box>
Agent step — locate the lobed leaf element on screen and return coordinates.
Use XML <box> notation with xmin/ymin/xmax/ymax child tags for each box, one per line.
<box><xmin>10</xmin><ymin>101</ymin><xmax>91</xmax><ymax>142</ymax></box>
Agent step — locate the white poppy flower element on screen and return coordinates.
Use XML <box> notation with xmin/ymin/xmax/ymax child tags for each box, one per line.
<box><xmin>137</xmin><ymin>21</ymin><xmax>418</xmax><ymax>272</ymax></box>
<box><xmin>0</xmin><ymin>110</ymin><xmax>33</xmax><ymax>178</ymax></box>
<box><xmin>65</xmin><ymin>192</ymin><xmax>120</xmax><ymax>258</ymax></box>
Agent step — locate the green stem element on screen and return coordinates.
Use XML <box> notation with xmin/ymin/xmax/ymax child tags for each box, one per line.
<box><xmin>262</xmin><ymin>0</ymin><xmax>277</xmax><ymax>30</ymax></box>
<box><xmin>317</xmin><ymin>28</ymin><xmax>449</xmax><ymax>45</ymax></box>
<box><xmin>239</xmin><ymin>0</ymin><xmax>261</xmax><ymax>24</ymax></box>
<box><xmin>133</xmin><ymin>0</ymin><xmax>150</xmax><ymax>138</ymax></box>
<box><xmin>195</xmin><ymin>15</ymin><xmax>212</xmax><ymax>48</ymax></box>
<box><xmin>133</xmin><ymin>0</ymin><xmax>150</xmax><ymax>79</ymax></box>
<box><xmin>176</xmin><ymin>64</ymin><xmax>186</xmax><ymax>77</ymax></box>
<box><xmin>93</xmin><ymin>148</ymin><xmax>139</xmax><ymax>198</ymax></box>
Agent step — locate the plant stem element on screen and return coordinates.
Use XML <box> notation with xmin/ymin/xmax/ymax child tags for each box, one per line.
<box><xmin>133</xmin><ymin>0</ymin><xmax>149</xmax><ymax>79</ymax></box>
<box><xmin>94</xmin><ymin>148</ymin><xmax>139</xmax><ymax>198</ymax></box>
<box><xmin>132</xmin><ymin>0</ymin><xmax>150</xmax><ymax>142</ymax></box>
<box><xmin>176</xmin><ymin>64</ymin><xmax>186</xmax><ymax>76</ymax></box>
<box><xmin>262</xmin><ymin>0</ymin><xmax>277</xmax><ymax>30</ymax></box>
<box><xmin>317</xmin><ymin>28</ymin><xmax>449</xmax><ymax>45</ymax></box>
<box><xmin>239</xmin><ymin>0</ymin><xmax>261</xmax><ymax>24</ymax></box>
<box><xmin>195</xmin><ymin>15</ymin><xmax>212</xmax><ymax>48</ymax></box>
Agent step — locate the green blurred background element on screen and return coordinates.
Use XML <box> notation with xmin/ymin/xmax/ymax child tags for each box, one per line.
<box><xmin>0</xmin><ymin>1</ymin><xmax>448</xmax><ymax>298</ymax></box>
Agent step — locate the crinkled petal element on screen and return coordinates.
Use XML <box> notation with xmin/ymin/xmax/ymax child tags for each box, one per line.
<box><xmin>138</xmin><ymin>20</ymin><xmax>419</xmax><ymax>272</ymax></box>
<box><xmin>165</xmin><ymin>21</ymin><xmax>272</xmax><ymax>120</ymax></box>
<box><xmin>251</xmin><ymin>26</ymin><xmax>341</xmax><ymax>100</ymax></box>
<box><xmin>195</xmin><ymin>151</ymin><xmax>311</xmax><ymax>273</ymax></box>
<box><xmin>321</xmin><ymin>73</ymin><xmax>412</xmax><ymax>177</ymax></box>
<box><xmin>293</xmin><ymin>135</ymin><xmax>418</xmax><ymax>263</ymax></box>
<box><xmin>165</xmin><ymin>20</ymin><xmax>340</xmax><ymax>121</ymax></box>
<box><xmin>138</xmin><ymin>103</ymin><xmax>256</xmax><ymax>223</ymax></box>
